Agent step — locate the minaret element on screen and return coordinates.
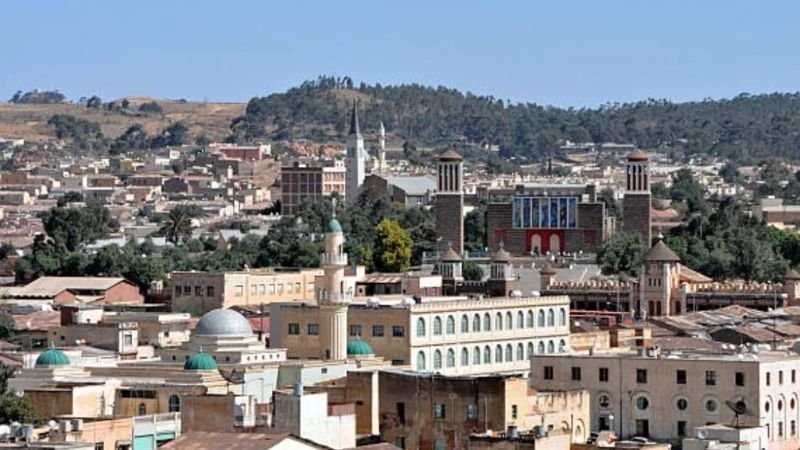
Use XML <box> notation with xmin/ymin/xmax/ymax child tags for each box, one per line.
<box><xmin>622</xmin><ymin>150</ymin><xmax>652</xmax><ymax>247</ymax></box>
<box><xmin>318</xmin><ymin>208</ymin><xmax>350</xmax><ymax>360</ymax></box>
<box><xmin>487</xmin><ymin>242</ymin><xmax>516</xmax><ymax>297</ymax></box>
<box><xmin>435</xmin><ymin>149</ymin><xmax>464</xmax><ymax>255</ymax></box>
<box><xmin>378</xmin><ymin>121</ymin><xmax>386</xmax><ymax>171</ymax></box>
<box><xmin>346</xmin><ymin>102</ymin><xmax>366</xmax><ymax>204</ymax></box>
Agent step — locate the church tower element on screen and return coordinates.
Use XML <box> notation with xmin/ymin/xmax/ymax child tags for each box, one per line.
<box><xmin>622</xmin><ymin>150</ymin><xmax>652</xmax><ymax>247</ymax></box>
<box><xmin>346</xmin><ymin>102</ymin><xmax>366</xmax><ymax>204</ymax></box>
<box><xmin>317</xmin><ymin>212</ymin><xmax>350</xmax><ymax>360</ymax></box>
<box><xmin>378</xmin><ymin>121</ymin><xmax>386</xmax><ymax>172</ymax></box>
<box><xmin>435</xmin><ymin>150</ymin><xmax>464</xmax><ymax>256</ymax></box>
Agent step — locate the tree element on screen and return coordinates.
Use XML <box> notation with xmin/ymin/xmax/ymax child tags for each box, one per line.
<box><xmin>464</xmin><ymin>203</ymin><xmax>486</xmax><ymax>252</ymax></box>
<box><xmin>138</xmin><ymin>101</ymin><xmax>164</xmax><ymax>114</ymax></box>
<box><xmin>86</xmin><ymin>96</ymin><xmax>102</xmax><ymax>109</ymax></box>
<box><xmin>597</xmin><ymin>232</ymin><xmax>646</xmax><ymax>278</ymax></box>
<box><xmin>0</xmin><ymin>312</ymin><xmax>14</xmax><ymax>341</ymax></box>
<box><xmin>151</xmin><ymin>121</ymin><xmax>189</xmax><ymax>148</ymax></box>
<box><xmin>121</xmin><ymin>98</ymin><xmax>130</xmax><ymax>109</ymax></box>
<box><xmin>598</xmin><ymin>188</ymin><xmax>621</xmax><ymax>219</ymax></box>
<box><xmin>462</xmin><ymin>260</ymin><xmax>483</xmax><ymax>281</ymax></box>
<box><xmin>372</xmin><ymin>219</ymin><xmax>412</xmax><ymax>272</ymax></box>
<box><xmin>40</xmin><ymin>201</ymin><xmax>116</xmax><ymax>252</ymax></box>
<box><xmin>159</xmin><ymin>206</ymin><xmax>197</xmax><ymax>244</ymax></box>
<box><xmin>0</xmin><ymin>392</ymin><xmax>38</xmax><ymax>424</ymax></box>
<box><xmin>719</xmin><ymin>162</ymin><xmax>740</xmax><ymax>183</ymax></box>
<box><xmin>111</xmin><ymin>124</ymin><xmax>149</xmax><ymax>153</ymax></box>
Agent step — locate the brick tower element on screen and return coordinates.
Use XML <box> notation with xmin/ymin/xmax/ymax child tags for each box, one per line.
<box><xmin>435</xmin><ymin>150</ymin><xmax>464</xmax><ymax>256</ymax></box>
<box><xmin>622</xmin><ymin>150</ymin><xmax>652</xmax><ymax>247</ymax></box>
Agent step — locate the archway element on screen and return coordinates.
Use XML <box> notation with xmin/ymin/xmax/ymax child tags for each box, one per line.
<box><xmin>530</xmin><ymin>234</ymin><xmax>542</xmax><ymax>255</ymax></box>
<box><xmin>549</xmin><ymin>234</ymin><xmax>561</xmax><ymax>253</ymax></box>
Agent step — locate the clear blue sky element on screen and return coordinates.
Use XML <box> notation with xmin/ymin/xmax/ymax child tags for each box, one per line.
<box><xmin>1</xmin><ymin>1</ymin><xmax>799</xmax><ymax>107</ymax></box>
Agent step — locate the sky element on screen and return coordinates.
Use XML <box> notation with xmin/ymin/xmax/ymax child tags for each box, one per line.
<box><xmin>1</xmin><ymin>1</ymin><xmax>799</xmax><ymax>108</ymax></box>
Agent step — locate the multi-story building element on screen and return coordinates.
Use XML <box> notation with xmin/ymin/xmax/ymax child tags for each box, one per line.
<box><xmin>170</xmin><ymin>269</ymin><xmax>322</xmax><ymax>315</ymax></box>
<box><xmin>280</xmin><ymin>160</ymin><xmax>346</xmax><ymax>216</ymax></box>
<box><xmin>531</xmin><ymin>349</ymin><xmax>800</xmax><ymax>449</ymax></box>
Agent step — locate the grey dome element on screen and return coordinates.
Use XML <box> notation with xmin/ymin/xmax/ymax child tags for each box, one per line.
<box><xmin>194</xmin><ymin>308</ymin><xmax>253</xmax><ymax>337</ymax></box>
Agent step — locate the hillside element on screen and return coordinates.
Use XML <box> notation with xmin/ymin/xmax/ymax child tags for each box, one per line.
<box><xmin>0</xmin><ymin>97</ymin><xmax>244</xmax><ymax>143</ymax></box>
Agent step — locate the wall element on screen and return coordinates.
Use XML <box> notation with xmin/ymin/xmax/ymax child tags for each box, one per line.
<box><xmin>101</xmin><ymin>281</ymin><xmax>144</xmax><ymax>304</ymax></box>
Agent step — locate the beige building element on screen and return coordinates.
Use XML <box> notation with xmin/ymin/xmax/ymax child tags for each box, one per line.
<box><xmin>531</xmin><ymin>349</ymin><xmax>800</xmax><ymax>449</ymax></box>
<box><xmin>170</xmin><ymin>269</ymin><xmax>321</xmax><ymax>315</ymax></box>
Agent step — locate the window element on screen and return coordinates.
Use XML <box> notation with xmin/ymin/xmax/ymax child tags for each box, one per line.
<box><xmin>527</xmin><ymin>342</ymin><xmax>534</xmax><ymax>359</ymax></box>
<box><xmin>678</xmin><ymin>421</ymin><xmax>687</xmax><ymax>437</ymax></box>
<box><xmin>538</xmin><ymin>310</ymin><xmax>545</xmax><ymax>327</ymax></box>
<box><xmin>433</xmin><ymin>317</ymin><xmax>442</xmax><ymax>335</ymax></box>
<box><xmin>474</xmin><ymin>347</ymin><xmax>481</xmax><ymax>365</ymax></box>
<box><xmin>206</xmin><ymin>286</ymin><xmax>214</xmax><ymax>297</ymax></box>
<box><xmin>434</xmin><ymin>403</ymin><xmax>446</xmax><ymax>419</ymax></box>
<box><xmin>183</xmin><ymin>286</ymin><xmax>191</xmax><ymax>295</ymax></box>
<box><xmin>461</xmin><ymin>348</ymin><xmax>469</xmax><ymax>366</ymax></box>
<box><xmin>791</xmin><ymin>420</ymin><xmax>796</xmax><ymax>437</ymax></box>
<box><xmin>599</xmin><ymin>394</ymin><xmax>611</xmax><ymax>409</ymax></box>
<box><xmin>705</xmin><ymin>370</ymin><xmax>717</xmax><ymax>386</ymax></box>
<box><xmin>517</xmin><ymin>311</ymin><xmax>524</xmax><ymax>328</ymax></box>
<box><xmin>372</xmin><ymin>325</ymin><xmax>384</xmax><ymax>337</ymax></box>
<box><xmin>461</xmin><ymin>315</ymin><xmax>469</xmax><ymax>333</ymax></box>
<box><xmin>636</xmin><ymin>369</ymin><xmax>648</xmax><ymax>384</ymax></box>
<box><xmin>495</xmin><ymin>345</ymin><xmax>503</xmax><ymax>363</ymax></box>
<box><xmin>484</xmin><ymin>313</ymin><xmax>491</xmax><ymax>331</ymax></box>
<box><xmin>168</xmin><ymin>394</ymin><xmax>180</xmax><ymax>412</ymax></box>
<box><xmin>396</xmin><ymin>402</ymin><xmax>406</xmax><ymax>424</ymax></box>
<box><xmin>416</xmin><ymin>318</ymin><xmax>426</xmax><ymax>337</ymax></box>
<box><xmin>446</xmin><ymin>349</ymin><xmax>455</xmax><ymax>367</ymax></box>
<box><xmin>467</xmin><ymin>404</ymin><xmax>478</xmax><ymax>420</ymax></box>
<box><xmin>95</xmin><ymin>443</ymin><xmax>104</xmax><ymax>450</ymax></box>
<box><xmin>544</xmin><ymin>366</ymin><xmax>554</xmax><ymax>380</ymax></box>
<box><xmin>779</xmin><ymin>421</ymin><xmax>784</xmax><ymax>438</ymax></box>
<box><xmin>350</xmin><ymin>325</ymin><xmax>363</xmax><ymax>337</ymax></box>
<box><xmin>538</xmin><ymin>342</ymin><xmax>546</xmax><ymax>354</ymax></box>
<box><xmin>517</xmin><ymin>344</ymin><xmax>524</xmax><ymax>360</ymax></box>
<box><xmin>235</xmin><ymin>285</ymin><xmax>243</xmax><ymax>296</ymax></box>
<box><xmin>793</xmin><ymin>370</ymin><xmax>797</xmax><ymax>383</ymax></box>
<box><xmin>416</xmin><ymin>351</ymin><xmax>426</xmax><ymax>371</ymax></box>
<box><xmin>392</xmin><ymin>325</ymin><xmax>405</xmax><ymax>337</ymax></box>
<box><xmin>446</xmin><ymin>316</ymin><xmax>455</xmax><ymax>334</ymax></box>
<box><xmin>174</xmin><ymin>286</ymin><xmax>182</xmax><ymax>297</ymax></box>
<box><xmin>676</xmin><ymin>398</ymin><xmax>688</xmax><ymax>411</ymax></box>
<box><xmin>496</xmin><ymin>313</ymin><xmax>503</xmax><ymax>330</ymax></box>
<box><xmin>559</xmin><ymin>308</ymin><xmax>566</xmax><ymax>326</ymax></box>
<box><xmin>124</xmin><ymin>334</ymin><xmax>133</xmax><ymax>346</ymax></box>
<box><xmin>138</xmin><ymin>403</ymin><xmax>146</xmax><ymax>415</ymax></box>
<box><xmin>511</xmin><ymin>404</ymin><xmax>518</xmax><ymax>419</ymax></box>
<box><xmin>547</xmin><ymin>340</ymin><xmax>555</xmax><ymax>354</ymax></box>
<box><xmin>705</xmin><ymin>399</ymin><xmax>718</xmax><ymax>413</ymax></box>
<box><xmin>676</xmin><ymin>369</ymin><xmax>687</xmax><ymax>385</ymax></box>
<box><xmin>288</xmin><ymin>323</ymin><xmax>300</xmax><ymax>335</ymax></box>
<box><xmin>635</xmin><ymin>419</ymin><xmax>649</xmax><ymax>437</ymax></box>
<box><xmin>307</xmin><ymin>324</ymin><xmax>319</xmax><ymax>335</ymax></box>
<box><xmin>767</xmin><ymin>372</ymin><xmax>771</xmax><ymax>386</ymax></box>
<box><xmin>433</xmin><ymin>350</ymin><xmax>442</xmax><ymax>369</ymax></box>
<box><xmin>197</xmin><ymin>286</ymin><xmax>204</xmax><ymax>296</ymax></box>
<box><xmin>473</xmin><ymin>314</ymin><xmax>481</xmax><ymax>332</ymax></box>
<box><xmin>635</xmin><ymin>396</ymin><xmax>649</xmax><ymax>411</ymax></box>
<box><xmin>547</xmin><ymin>308</ymin><xmax>555</xmax><ymax>326</ymax></box>
<box><xmin>780</xmin><ymin>371</ymin><xmax>784</xmax><ymax>384</ymax></box>
<box><xmin>483</xmin><ymin>346</ymin><xmax>491</xmax><ymax>364</ymax></box>
<box><xmin>506</xmin><ymin>312</ymin><xmax>513</xmax><ymax>330</ymax></box>
<box><xmin>735</xmin><ymin>371</ymin><xmax>745</xmax><ymax>386</ymax></box>
<box><xmin>572</xmin><ymin>367</ymin><xmax>582</xmax><ymax>381</ymax></box>
<box><xmin>599</xmin><ymin>367</ymin><xmax>609</xmax><ymax>382</ymax></box>
<box><xmin>527</xmin><ymin>310</ymin><xmax>534</xmax><ymax>327</ymax></box>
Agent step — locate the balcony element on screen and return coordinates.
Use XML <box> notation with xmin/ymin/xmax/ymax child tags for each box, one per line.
<box><xmin>134</xmin><ymin>412</ymin><xmax>181</xmax><ymax>441</ymax></box>
<box><xmin>321</xmin><ymin>253</ymin><xmax>348</xmax><ymax>266</ymax></box>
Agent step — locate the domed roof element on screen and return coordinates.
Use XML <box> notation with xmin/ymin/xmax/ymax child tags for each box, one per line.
<box><xmin>35</xmin><ymin>348</ymin><xmax>70</xmax><ymax>367</ymax></box>
<box><xmin>440</xmin><ymin>244</ymin><xmax>462</xmax><ymax>262</ymax></box>
<box><xmin>184</xmin><ymin>352</ymin><xmax>218</xmax><ymax>371</ymax></box>
<box><xmin>194</xmin><ymin>308</ymin><xmax>253</xmax><ymax>337</ymax></box>
<box><xmin>347</xmin><ymin>337</ymin><xmax>374</xmax><ymax>356</ymax></box>
<box><xmin>325</xmin><ymin>218</ymin><xmax>343</xmax><ymax>233</ymax></box>
<box><xmin>491</xmin><ymin>243</ymin><xmax>512</xmax><ymax>263</ymax></box>
<box><xmin>645</xmin><ymin>238</ymin><xmax>680</xmax><ymax>262</ymax></box>
<box><xmin>439</xmin><ymin>149</ymin><xmax>463</xmax><ymax>161</ymax></box>
<box><xmin>627</xmin><ymin>149</ymin><xmax>649</xmax><ymax>161</ymax></box>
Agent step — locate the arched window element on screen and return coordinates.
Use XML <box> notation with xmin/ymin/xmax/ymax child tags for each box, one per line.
<box><xmin>474</xmin><ymin>346</ymin><xmax>481</xmax><ymax>365</ymax></box>
<box><xmin>538</xmin><ymin>310</ymin><xmax>545</xmax><ymax>327</ymax></box>
<box><xmin>433</xmin><ymin>317</ymin><xmax>442</xmax><ymax>336</ymax></box>
<box><xmin>483</xmin><ymin>346</ymin><xmax>491</xmax><ymax>364</ymax></box>
<box><xmin>495</xmin><ymin>345</ymin><xmax>503</xmax><ymax>363</ymax></box>
<box><xmin>473</xmin><ymin>314</ymin><xmax>481</xmax><ymax>332</ymax></box>
<box><xmin>433</xmin><ymin>350</ymin><xmax>442</xmax><ymax>369</ymax></box>
<box><xmin>547</xmin><ymin>340</ymin><xmax>555</xmax><ymax>353</ymax></box>
<box><xmin>559</xmin><ymin>308</ymin><xmax>567</xmax><ymax>326</ymax></box>
<box><xmin>484</xmin><ymin>313</ymin><xmax>491</xmax><ymax>331</ymax></box>
<box><xmin>506</xmin><ymin>312</ymin><xmax>513</xmax><ymax>330</ymax></box>
<box><xmin>505</xmin><ymin>344</ymin><xmax>513</xmax><ymax>362</ymax></box>
<box><xmin>446</xmin><ymin>316</ymin><xmax>455</xmax><ymax>335</ymax></box>
<box><xmin>559</xmin><ymin>339</ymin><xmax>568</xmax><ymax>353</ymax></box>
<box><xmin>538</xmin><ymin>342</ymin><xmax>546</xmax><ymax>354</ymax></box>
<box><xmin>495</xmin><ymin>313</ymin><xmax>503</xmax><ymax>331</ymax></box>
<box><xmin>527</xmin><ymin>342</ymin><xmax>534</xmax><ymax>359</ymax></box>
<box><xmin>138</xmin><ymin>403</ymin><xmax>146</xmax><ymax>415</ymax></box>
<box><xmin>168</xmin><ymin>394</ymin><xmax>180</xmax><ymax>413</ymax></box>
<box><xmin>417</xmin><ymin>351</ymin><xmax>426</xmax><ymax>371</ymax></box>
<box><xmin>446</xmin><ymin>349</ymin><xmax>455</xmax><ymax>368</ymax></box>
<box><xmin>517</xmin><ymin>343</ymin><xmax>524</xmax><ymax>360</ymax></box>
<box><xmin>527</xmin><ymin>310</ymin><xmax>534</xmax><ymax>328</ymax></box>
<box><xmin>417</xmin><ymin>318</ymin><xmax>426</xmax><ymax>337</ymax></box>
<box><xmin>461</xmin><ymin>348</ymin><xmax>469</xmax><ymax>366</ymax></box>
<box><xmin>547</xmin><ymin>309</ymin><xmax>555</xmax><ymax>327</ymax></box>
<box><xmin>461</xmin><ymin>315</ymin><xmax>469</xmax><ymax>333</ymax></box>
<box><xmin>517</xmin><ymin>311</ymin><xmax>524</xmax><ymax>329</ymax></box>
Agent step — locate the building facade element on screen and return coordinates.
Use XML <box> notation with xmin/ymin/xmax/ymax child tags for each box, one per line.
<box><xmin>280</xmin><ymin>161</ymin><xmax>346</xmax><ymax>216</ymax></box>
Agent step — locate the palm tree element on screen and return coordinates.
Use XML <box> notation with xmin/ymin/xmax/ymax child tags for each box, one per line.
<box><xmin>160</xmin><ymin>206</ymin><xmax>195</xmax><ymax>244</ymax></box>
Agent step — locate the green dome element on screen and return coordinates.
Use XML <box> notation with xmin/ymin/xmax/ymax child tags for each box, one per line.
<box><xmin>347</xmin><ymin>338</ymin><xmax>374</xmax><ymax>356</ymax></box>
<box><xmin>325</xmin><ymin>218</ymin><xmax>343</xmax><ymax>233</ymax></box>
<box><xmin>184</xmin><ymin>352</ymin><xmax>218</xmax><ymax>371</ymax></box>
<box><xmin>35</xmin><ymin>349</ymin><xmax>70</xmax><ymax>367</ymax></box>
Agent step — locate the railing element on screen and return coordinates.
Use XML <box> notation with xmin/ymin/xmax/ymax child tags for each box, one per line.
<box><xmin>321</xmin><ymin>253</ymin><xmax>348</xmax><ymax>266</ymax></box>
<box><xmin>133</xmin><ymin>412</ymin><xmax>181</xmax><ymax>437</ymax></box>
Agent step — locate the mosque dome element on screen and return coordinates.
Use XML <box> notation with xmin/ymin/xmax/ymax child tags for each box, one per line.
<box><xmin>194</xmin><ymin>308</ymin><xmax>253</xmax><ymax>337</ymax></box>
<box><xmin>35</xmin><ymin>348</ymin><xmax>70</xmax><ymax>367</ymax></box>
<box><xmin>347</xmin><ymin>337</ymin><xmax>374</xmax><ymax>356</ymax></box>
<box><xmin>325</xmin><ymin>218</ymin><xmax>343</xmax><ymax>233</ymax></box>
<box><xmin>184</xmin><ymin>352</ymin><xmax>218</xmax><ymax>371</ymax></box>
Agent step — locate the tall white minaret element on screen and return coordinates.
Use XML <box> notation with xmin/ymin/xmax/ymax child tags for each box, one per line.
<box><xmin>378</xmin><ymin>121</ymin><xmax>386</xmax><ymax>171</ymax></box>
<box><xmin>346</xmin><ymin>102</ymin><xmax>365</xmax><ymax>204</ymax></box>
<box><xmin>317</xmin><ymin>207</ymin><xmax>350</xmax><ymax>360</ymax></box>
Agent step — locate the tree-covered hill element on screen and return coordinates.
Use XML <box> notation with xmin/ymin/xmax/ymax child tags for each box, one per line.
<box><xmin>232</xmin><ymin>76</ymin><xmax>800</xmax><ymax>163</ymax></box>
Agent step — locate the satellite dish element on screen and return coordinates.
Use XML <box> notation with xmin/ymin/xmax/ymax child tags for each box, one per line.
<box><xmin>696</xmin><ymin>429</ymin><xmax>708</xmax><ymax>439</ymax></box>
<box><xmin>725</xmin><ymin>399</ymin><xmax>756</xmax><ymax>427</ymax></box>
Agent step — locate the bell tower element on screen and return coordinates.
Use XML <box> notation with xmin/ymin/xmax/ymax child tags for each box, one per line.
<box><xmin>622</xmin><ymin>150</ymin><xmax>652</xmax><ymax>247</ymax></box>
<box><xmin>435</xmin><ymin>150</ymin><xmax>464</xmax><ymax>256</ymax></box>
<box><xmin>318</xmin><ymin>208</ymin><xmax>349</xmax><ymax>360</ymax></box>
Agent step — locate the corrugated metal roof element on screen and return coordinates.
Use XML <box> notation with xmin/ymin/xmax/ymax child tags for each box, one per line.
<box><xmin>9</xmin><ymin>276</ymin><xmax>127</xmax><ymax>297</ymax></box>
